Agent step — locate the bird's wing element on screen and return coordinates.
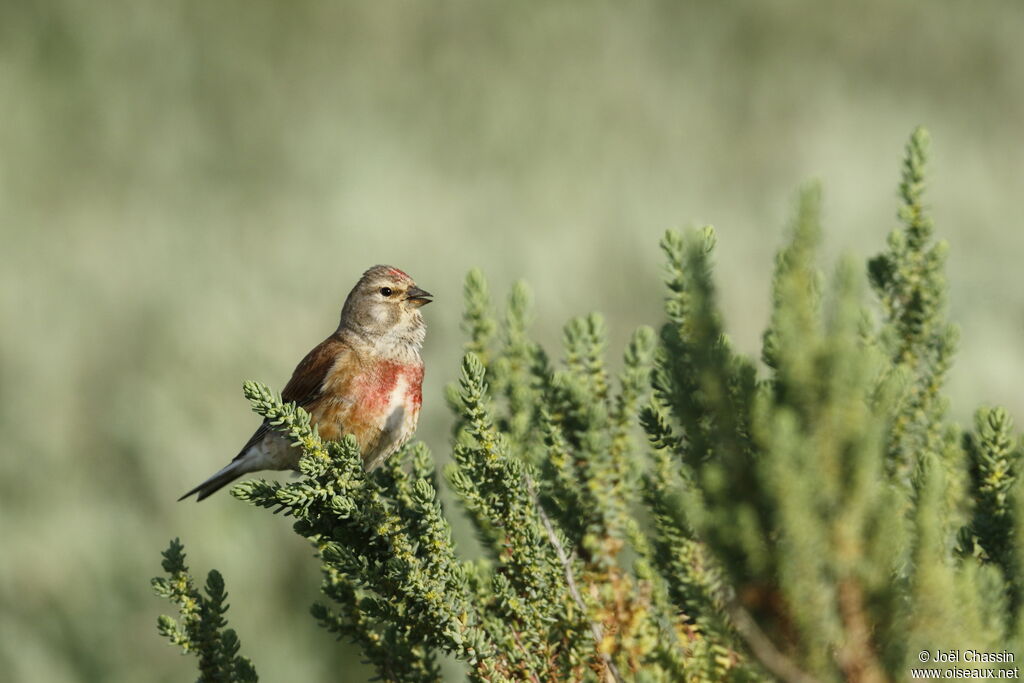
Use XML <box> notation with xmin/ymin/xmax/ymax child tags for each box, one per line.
<box><xmin>231</xmin><ymin>422</ymin><xmax>271</xmax><ymax>462</ymax></box>
<box><xmin>230</xmin><ymin>335</ymin><xmax>350</xmax><ymax>463</ymax></box>
<box><xmin>281</xmin><ymin>335</ymin><xmax>349</xmax><ymax>407</ymax></box>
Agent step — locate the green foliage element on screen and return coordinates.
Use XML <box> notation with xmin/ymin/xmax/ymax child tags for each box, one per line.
<box><xmin>642</xmin><ymin>130</ymin><xmax>1022</xmax><ymax>681</ymax></box>
<box><xmin>959</xmin><ymin>407</ymin><xmax>1023</xmax><ymax>611</ymax></box>
<box><xmin>867</xmin><ymin>127</ymin><xmax>960</xmax><ymax>485</ymax></box>
<box><xmin>152</xmin><ymin>539</ymin><xmax>258</xmax><ymax>683</ymax></box>
<box><xmin>156</xmin><ymin>129</ymin><xmax>1024</xmax><ymax>681</ymax></box>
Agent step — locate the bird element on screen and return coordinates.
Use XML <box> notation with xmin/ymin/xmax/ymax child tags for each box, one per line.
<box><xmin>179</xmin><ymin>265</ymin><xmax>432</xmax><ymax>501</ymax></box>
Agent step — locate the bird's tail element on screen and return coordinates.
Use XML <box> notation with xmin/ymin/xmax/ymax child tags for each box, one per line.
<box><xmin>178</xmin><ymin>461</ymin><xmax>249</xmax><ymax>502</ymax></box>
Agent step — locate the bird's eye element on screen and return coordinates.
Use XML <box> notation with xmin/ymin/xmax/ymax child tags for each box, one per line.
<box><xmin>380</xmin><ymin>287</ymin><xmax>393</xmax><ymax>297</ymax></box>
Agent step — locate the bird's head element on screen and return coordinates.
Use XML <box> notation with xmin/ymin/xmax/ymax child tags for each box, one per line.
<box><xmin>339</xmin><ymin>265</ymin><xmax>432</xmax><ymax>349</ymax></box>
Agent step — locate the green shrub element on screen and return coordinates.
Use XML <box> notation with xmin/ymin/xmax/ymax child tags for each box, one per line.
<box><xmin>155</xmin><ymin>128</ymin><xmax>1023</xmax><ymax>681</ymax></box>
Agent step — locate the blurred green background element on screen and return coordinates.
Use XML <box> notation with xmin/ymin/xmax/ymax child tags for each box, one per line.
<box><xmin>1</xmin><ymin>1</ymin><xmax>1022</xmax><ymax>680</ymax></box>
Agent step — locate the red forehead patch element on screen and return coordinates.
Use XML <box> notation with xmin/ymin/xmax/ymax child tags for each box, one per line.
<box><xmin>387</xmin><ymin>267</ymin><xmax>410</xmax><ymax>280</ymax></box>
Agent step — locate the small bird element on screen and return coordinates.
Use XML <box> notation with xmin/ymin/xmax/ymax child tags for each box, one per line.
<box><xmin>179</xmin><ymin>265</ymin><xmax>432</xmax><ymax>501</ymax></box>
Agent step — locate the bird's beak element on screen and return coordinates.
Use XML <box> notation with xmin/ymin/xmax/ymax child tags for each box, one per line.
<box><xmin>405</xmin><ymin>286</ymin><xmax>433</xmax><ymax>307</ymax></box>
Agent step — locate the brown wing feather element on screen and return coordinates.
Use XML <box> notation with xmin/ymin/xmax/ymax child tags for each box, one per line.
<box><xmin>229</xmin><ymin>335</ymin><xmax>348</xmax><ymax>463</ymax></box>
<box><xmin>281</xmin><ymin>335</ymin><xmax>348</xmax><ymax>406</ymax></box>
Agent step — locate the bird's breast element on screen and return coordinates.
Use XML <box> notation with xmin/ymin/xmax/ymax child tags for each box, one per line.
<box><xmin>356</xmin><ymin>359</ymin><xmax>423</xmax><ymax>413</ymax></box>
<box><xmin>312</xmin><ymin>358</ymin><xmax>423</xmax><ymax>446</ymax></box>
